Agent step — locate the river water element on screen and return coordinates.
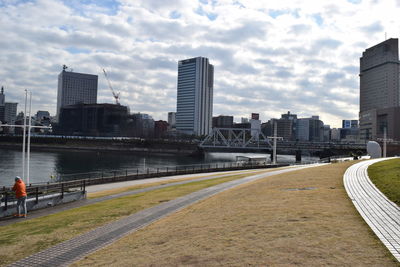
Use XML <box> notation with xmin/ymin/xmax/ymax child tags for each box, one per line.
<box><xmin>0</xmin><ymin>148</ymin><xmax>319</xmax><ymax>186</ymax></box>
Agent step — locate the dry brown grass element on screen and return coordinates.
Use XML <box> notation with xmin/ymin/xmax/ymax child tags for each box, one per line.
<box><xmin>0</xmin><ymin>170</ymin><xmax>268</xmax><ymax>266</ymax></box>
<box><xmin>88</xmin><ymin>169</ymin><xmax>266</xmax><ymax>199</ymax></box>
<box><xmin>74</xmin><ymin>161</ymin><xmax>399</xmax><ymax>266</ymax></box>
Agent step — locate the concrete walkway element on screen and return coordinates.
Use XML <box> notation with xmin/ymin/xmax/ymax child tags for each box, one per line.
<box><xmin>85</xmin><ymin>168</ymin><xmax>268</xmax><ymax>193</ymax></box>
<box><xmin>0</xmin><ymin>168</ymin><xmax>264</xmax><ymax>227</ymax></box>
<box><xmin>8</xmin><ymin>164</ymin><xmax>319</xmax><ymax>267</ymax></box>
<box><xmin>344</xmin><ymin>158</ymin><xmax>400</xmax><ymax>262</ymax></box>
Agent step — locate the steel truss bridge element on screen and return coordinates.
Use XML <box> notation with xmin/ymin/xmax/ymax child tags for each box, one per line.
<box><xmin>200</xmin><ymin>128</ymin><xmax>273</xmax><ymax>150</ymax></box>
<box><xmin>199</xmin><ymin>128</ymin><xmax>367</xmax><ymax>154</ymax></box>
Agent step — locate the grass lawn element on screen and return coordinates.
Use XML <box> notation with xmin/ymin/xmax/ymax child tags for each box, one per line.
<box><xmin>74</xmin><ymin>162</ymin><xmax>399</xmax><ymax>266</ymax></box>
<box><xmin>88</xmin><ymin>169</ymin><xmax>264</xmax><ymax>199</ymax></box>
<box><xmin>0</xmin><ymin>171</ymin><xmax>262</xmax><ymax>266</ymax></box>
<box><xmin>368</xmin><ymin>158</ymin><xmax>400</xmax><ymax>205</ymax></box>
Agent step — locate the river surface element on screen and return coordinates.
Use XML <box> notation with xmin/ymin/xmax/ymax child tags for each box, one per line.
<box><xmin>0</xmin><ymin>148</ymin><xmax>319</xmax><ymax>186</ymax></box>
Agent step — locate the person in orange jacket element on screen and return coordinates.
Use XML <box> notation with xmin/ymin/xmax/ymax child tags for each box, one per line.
<box><xmin>12</xmin><ymin>176</ymin><xmax>27</xmax><ymax>218</ymax></box>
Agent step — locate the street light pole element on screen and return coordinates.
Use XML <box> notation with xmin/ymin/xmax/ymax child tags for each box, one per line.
<box><xmin>383</xmin><ymin>127</ymin><xmax>387</xmax><ymax>158</ymax></box>
<box><xmin>0</xmin><ymin>90</ymin><xmax>51</xmax><ymax>185</ymax></box>
<box><xmin>22</xmin><ymin>90</ymin><xmax>27</xmax><ymax>182</ymax></box>
<box><xmin>27</xmin><ymin>91</ymin><xmax>32</xmax><ymax>185</ymax></box>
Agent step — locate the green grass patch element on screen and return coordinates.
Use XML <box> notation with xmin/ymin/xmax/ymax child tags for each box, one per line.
<box><xmin>368</xmin><ymin>158</ymin><xmax>400</xmax><ymax>205</ymax></box>
<box><xmin>0</xmin><ymin>172</ymin><xmax>256</xmax><ymax>266</ymax></box>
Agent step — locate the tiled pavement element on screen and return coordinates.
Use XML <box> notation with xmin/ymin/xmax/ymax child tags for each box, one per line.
<box><xmin>8</xmin><ymin>164</ymin><xmax>318</xmax><ymax>267</ymax></box>
<box><xmin>344</xmin><ymin>158</ymin><xmax>400</xmax><ymax>262</ymax></box>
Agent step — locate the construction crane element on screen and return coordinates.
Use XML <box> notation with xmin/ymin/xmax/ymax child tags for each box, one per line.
<box><xmin>102</xmin><ymin>68</ymin><xmax>120</xmax><ymax>105</ymax></box>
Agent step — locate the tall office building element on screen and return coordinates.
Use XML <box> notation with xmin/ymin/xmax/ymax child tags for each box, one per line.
<box><xmin>359</xmin><ymin>38</ymin><xmax>400</xmax><ymax>140</ymax></box>
<box><xmin>168</xmin><ymin>112</ymin><xmax>176</xmax><ymax>130</ymax></box>
<box><xmin>0</xmin><ymin>87</ymin><xmax>4</xmax><ymax>123</ymax></box>
<box><xmin>0</xmin><ymin>86</ymin><xmax>17</xmax><ymax>125</ymax></box>
<box><xmin>56</xmin><ymin>66</ymin><xmax>98</xmax><ymax>121</ymax></box>
<box><xmin>0</xmin><ymin>86</ymin><xmax>5</xmax><ymax>106</ymax></box>
<box><xmin>176</xmin><ymin>57</ymin><xmax>214</xmax><ymax>136</ymax></box>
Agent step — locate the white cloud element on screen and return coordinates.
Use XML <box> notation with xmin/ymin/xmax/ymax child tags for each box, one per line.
<box><xmin>0</xmin><ymin>0</ymin><xmax>399</xmax><ymax>127</ymax></box>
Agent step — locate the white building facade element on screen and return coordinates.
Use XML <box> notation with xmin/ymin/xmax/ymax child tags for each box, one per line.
<box><xmin>176</xmin><ymin>57</ymin><xmax>214</xmax><ymax>136</ymax></box>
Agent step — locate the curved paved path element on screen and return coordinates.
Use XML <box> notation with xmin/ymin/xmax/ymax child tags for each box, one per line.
<box><xmin>8</xmin><ymin>164</ymin><xmax>320</xmax><ymax>267</ymax></box>
<box><xmin>344</xmin><ymin>158</ymin><xmax>400</xmax><ymax>262</ymax></box>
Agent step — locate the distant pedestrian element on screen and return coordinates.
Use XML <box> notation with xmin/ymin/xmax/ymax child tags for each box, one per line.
<box><xmin>12</xmin><ymin>176</ymin><xmax>27</xmax><ymax>218</ymax></box>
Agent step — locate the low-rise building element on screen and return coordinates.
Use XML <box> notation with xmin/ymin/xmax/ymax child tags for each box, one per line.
<box><xmin>57</xmin><ymin>103</ymin><xmax>129</xmax><ymax>136</ymax></box>
<box><xmin>212</xmin><ymin>115</ymin><xmax>234</xmax><ymax>128</ymax></box>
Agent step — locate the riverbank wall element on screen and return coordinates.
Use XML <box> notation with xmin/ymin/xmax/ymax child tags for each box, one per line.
<box><xmin>0</xmin><ymin>136</ymin><xmax>201</xmax><ymax>156</ymax></box>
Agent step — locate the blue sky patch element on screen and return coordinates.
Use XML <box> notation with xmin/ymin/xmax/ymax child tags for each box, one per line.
<box><xmin>312</xmin><ymin>13</ymin><xmax>323</xmax><ymax>26</ymax></box>
<box><xmin>66</xmin><ymin>47</ymin><xmax>91</xmax><ymax>54</ymax></box>
<box><xmin>195</xmin><ymin>6</ymin><xmax>218</xmax><ymax>21</ymax></box>
<box><xmin>61</xmin><ymin>0</ymin><xmax>120</xmax><ymax>16</ymax></box>
<box><xmin>0</xmin><ymin>0</ymin><xmax>34</xmax><ymax>7</ymax></box>
<box><xmin>268</xmin><ymin>9</ymin><xmax>288</xmax><ymax>19</ymax></box>
<box><xmin>347</xmin><ymin>0</ymin><xmax>362</xmax><ymax>4</ymax></box>
<box><xmin>233</xmin><ymin>1</ymin><xmax>245</xmax><ymax>8</ymax></box>
<box><xmin>170</xmin><ymin>10</ymin><xmax>181</xmax><ymax>19</ymax></box>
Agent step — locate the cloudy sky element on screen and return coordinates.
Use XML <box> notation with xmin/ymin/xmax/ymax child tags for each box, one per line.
<box><xmin>1</xmin><ymin>0</ymin><xmax>399</xmax><ymax>127</ymax></box>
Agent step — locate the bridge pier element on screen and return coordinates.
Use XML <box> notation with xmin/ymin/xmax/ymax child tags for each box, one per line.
<box><xmin>295</xmin><ymin>150</ymin><xmax>302</xmax><ymax>163</ymax></box>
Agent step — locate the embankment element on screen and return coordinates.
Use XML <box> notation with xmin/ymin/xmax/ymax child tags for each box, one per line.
<box><xmin>0</xmin><ymin>136</ymin><xmax>201</xmax><ymax>156</ymax></box>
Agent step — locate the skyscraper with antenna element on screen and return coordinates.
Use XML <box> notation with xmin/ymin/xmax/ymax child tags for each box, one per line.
<box><xmin>0</xmin><ymin>86</ymin><xmax>18</xmax><ymax>125</ymax></box>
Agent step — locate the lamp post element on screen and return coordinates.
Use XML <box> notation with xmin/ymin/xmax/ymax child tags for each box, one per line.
<box><xmin>0</xmin><ymin>90</ymin><xmax>51</xmax><ymax>185</ymax></box>
<box><xmin>22</xmin><ymin>90</ymin><xmax>27</xmax><ymax>183</ymax></box>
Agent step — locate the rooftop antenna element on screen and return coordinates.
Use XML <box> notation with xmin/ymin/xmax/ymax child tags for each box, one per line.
<box><xmin>62</xmin><ymin>65</ymin><xmax>73</xmax><ymax>72</ymax></box>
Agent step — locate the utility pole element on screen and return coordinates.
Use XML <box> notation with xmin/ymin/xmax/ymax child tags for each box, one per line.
<box><xmin>22</xmin><ymin>90</ymin><xmax>27</xmax><ymax>182</ymax></box>
<box><xmin>383</xmin><ymin>127</ymin><xmax>387</xmax><ymax>158</ymax></box>
<box><xmin>377</xmin><ymin>126</ymin><xmax>392</xmax><ymax>158</ymax></box>
<box><xmin>268</xmin><ymin>121</ymin><xmax>283</xmax><ymax>165</ymax></box>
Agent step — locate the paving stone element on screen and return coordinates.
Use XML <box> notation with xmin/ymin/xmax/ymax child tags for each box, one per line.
<box><xmin>344</xmin><ymin>158</ymin><xmax>400</xmax><ymax>262</ymax></box>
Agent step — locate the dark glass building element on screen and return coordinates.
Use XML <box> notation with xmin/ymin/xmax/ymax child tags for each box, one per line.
<box><xmin>57</xmin><ymin>103</ymin><xmax>128</xmax><ymax>136</ymax></box>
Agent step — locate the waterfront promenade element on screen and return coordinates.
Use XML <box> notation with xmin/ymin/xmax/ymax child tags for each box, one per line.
<box><xmin>0</xmin><ymin>168</ymin><xmax>269</xmax><ymax>227</ymax></box>
<box><xmin>2</xmin><ymin>161</ymin><xmax>399</xmax><ymax>266</ymax></box>
<box><xmin>7</xmin><ymin>165</ymin><xmax>317</xmax><ymax>266</ymax></box>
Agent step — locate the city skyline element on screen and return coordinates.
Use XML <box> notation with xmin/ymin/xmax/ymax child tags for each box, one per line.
<box><xmin>1</xmin><ymin>0</ymin><xmax>399</xmax><ymax>128</ymax></box>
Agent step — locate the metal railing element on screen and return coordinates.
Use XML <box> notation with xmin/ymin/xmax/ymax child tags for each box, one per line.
<box><xmin>1</xmin><ymin>157</ymin><xmax>332</xmax><ymax>211</ymax></box>
<box><xmin>55</xmin><ymin>160</ymin><xmax>292</xmax><ymax>183</ymax></box>
<box><xmin>1</xmin><ymin>180</ymin><xmax>86</xmax><ymax>211</ymax></box>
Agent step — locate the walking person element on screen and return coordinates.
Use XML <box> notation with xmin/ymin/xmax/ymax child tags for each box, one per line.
<box><xmin>12</xmin><ymin>176</ymin><xmax>27</xmax><ymax>218</ymax></box>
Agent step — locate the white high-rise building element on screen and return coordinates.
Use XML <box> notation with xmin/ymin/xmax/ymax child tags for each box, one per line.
<box><xmin>56</xmin><ymin>66</ymin><xmax>98</xmax><ymax>121</ymax></box>
<box><xmin>176</xmin><ymin>57</ymin><xmax>214</xmax><ymax>136</ymax></box>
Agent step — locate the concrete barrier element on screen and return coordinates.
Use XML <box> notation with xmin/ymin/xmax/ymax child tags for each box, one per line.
<box><xmin>0</xmin><ymin>191</ymin><xmax>86</xmax><ymax>218</ymax></box>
